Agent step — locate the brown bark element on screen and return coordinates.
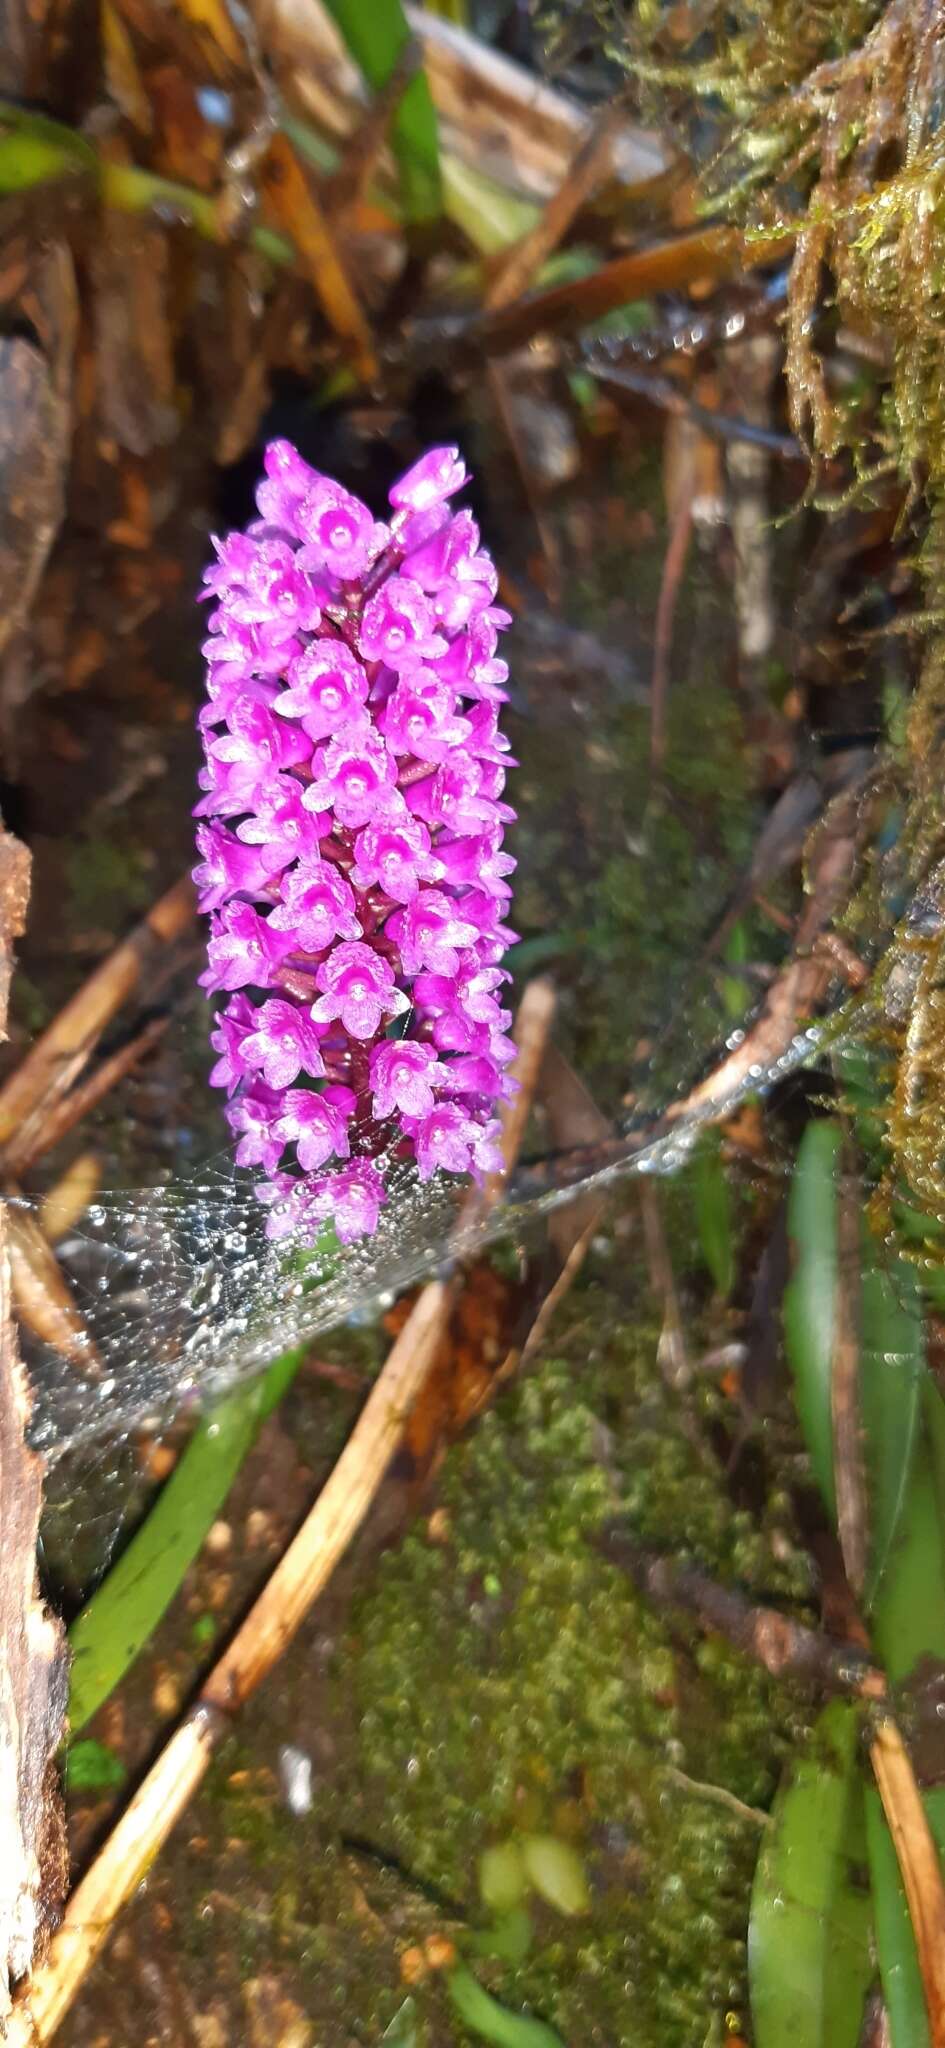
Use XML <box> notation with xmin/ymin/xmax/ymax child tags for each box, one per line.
<box><xmin>0</xmin><ymin>824</ymin><xmax>68</xmax><ymax>2030</ymax></box>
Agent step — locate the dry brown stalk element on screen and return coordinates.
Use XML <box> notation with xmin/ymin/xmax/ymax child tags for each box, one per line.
<box><xmin>8</xmin><ymin>979</ymin><xmax>556</xmax><ymax>2045</ymax></box>
<box><xmin>485</xmin><ymin>98</ymin><xmax>628</xmax><ymax>314</ymax></box>
<box><xmin>5</xmin><ymin>1207</ymin><xmax>100</xmax><ymax>1376</ymax></box>
<box><xmin>3</xmin><ymin>1016</ymin><xmax>168</xmax><ymax>1179</ymax></box>
<box><xmin>0</xmin><ymin>873</ymin><xmax>195</xmax><ymax>1156</ymax></box>
<box><xmin>260</xmin><ymin>134</ymin><xmax>377</xmax><ymax>383</ymax></box>
<box><xmin>0</xmin><ymin>824</ymin><xmax>68</xmax><ymax>2022</ymax></box>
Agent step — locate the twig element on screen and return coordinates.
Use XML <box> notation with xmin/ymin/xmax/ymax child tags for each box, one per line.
<box><xmin>585</xmin><ymin>359</ymin><xmax>801</xmax><ymax>459</ymax></box>
<box><xmin>663</xmin><ymin>1763</ymin><xmax>771</xmax><ymax>1829</ymax></box>
<box><xmin>0</xmin><ymin>874</ymin><xmax>195</xmax><ymax>1156</ymax></box>
<box><xmin>8</xmin><ymin>981</ymin><xmax>556</xmax><ymax>2046</ymax></box>
<box><xmin>260</xmin><ymin>135</ymin><xmax>377</xmax><ymax>383</ymax></box>
<box><xmin>3</xmin><ymin>1016</ymin><xmax>168</xmax><ymax>1179</ymax></box>
<box><xmin>325</xmin><ymin>41</ymin><xmax>422</xmax><ymax>215</ymax></box>
<box><xmin>6</xmin><ymin>1206</ymin><xmax>100</xmax><ymax>1376</ymax></box>
<box><xmin>599</xmin><ymin>1528</ymin><xmax>888</xmax><ymax>1699</ymax></box>
<box><xmin>639</xmin><ymin>1182</ymin><xmax>691</xmax><ymax>1389</ymax></box>
<box><xmin>485</xmin><ymin>98</ymin><xmax>627</xmax><ymax>313</ymax></box>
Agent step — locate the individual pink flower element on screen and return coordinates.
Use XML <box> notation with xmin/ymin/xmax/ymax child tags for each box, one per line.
<box><xmin>413</xmin><ymin>1102</ymin><xmax>481</xmax><ymax>1180</ymax></box>
<box><xmin>194</xmin><ymin>822</ymin><xmax>286</xmax><ymax>911</ymax></box>
<box><xmin>386</xmin><ymin>889</ymin><xmax>480</xmax><ymax>976</ymax></box>
<box><xmin>349</xmin><ymin>814</ymin><xmax>441</xmax><ymax>904</ymax></box>
<box><xmin>208</xmin><ymin>993</ymin><xmax>256</xmax><ymax>1094</ymax></box>
<box><xmin>304</xmin><ymin>732</ymin><xmax>399</xmax><ymax>829</ymax></box>
<box><xmin>237</xmin><ymin>777</ymin><xmax>329</xmax><ymax>865</ymax></box>
<box><xmin>201</xmin><ymin>901</ymin><xmax>293</xmax><ymax>994</ymax></box>
<box><xmin>312</xmin><ymin>1159</ymin><xmax>386</xmax><ymax>1242</ymax></box>
<box><xmin>274</xmin><ymin>1087</ymin><xmax>352</xmax><ymax>1171</ymax></box>
<box><xmin>240</xmin><ymin>998</ymin><xmax>327</xmax><ymax>1090</ymax></box>
<box><xmin>224</xmin><ymin>1084</ymin><xmax>285</xmax><ymax>1172</ymax></box>
<box><xmin>268</xmin><ymin>862</ymin><xmax>362</xmax><ymax>952</ymax></box>
<box><xmin>296</xmin><ymin>477</ymin><xmax>389</xmax><ymax>580</ymax></box>
<box><xmin>312</xmin><ymin>941</ymin><xmax>409</xmax><ymax>1039</ymax></box>
<box><xmin>276</xmin><ymin>642</ymin><xmax>370</xmax><ymax>737</ymax></box>
<box><xmin>379</xmin><ymin>675</ymin><xmax>471</xmax><ymax>763</ymax></box>
<box><xmin>358</xmin><ymin>577</ymin><xmax>446</xmax><ymax>671</ymax></box>
<box><xmin>389</xmin><ymin>446</ymin><xmax>467</xmax><ymax>513</ymax></box>
<box><xmin>370</xmin><ymin>1040</ymin><xmax>443</xmax><ymax>1121</ymax></box>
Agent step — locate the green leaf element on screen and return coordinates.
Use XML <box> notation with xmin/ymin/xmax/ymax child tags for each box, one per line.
<box><xmin>865</xmin><ymin>1786</ymin><xmax>930</xmax><ymax>2048</ymax></box>
<box><xmin>478</xmin><ymin>1841</ymin><xmax>527</xmax><ymax>1915</ymax></box>
<box><xmin>67</xmin><ymin>1342</ymin><xmax>307</xmax><ymax>1732</ymax></box>
<box><xmin>470</xmin><ymin>1909</ymin><xmax>534</xmax><ymax>1966</ymax></box>
<box><xmin>519</xmin><ymin>1835</ymin><xmax>590</xmax><ymax>1917</ymax></box>
<box><xmin>380</xmin><ymin>1998</ymin><xmax>422</xmax><ymax>2046</ymax></box>
<box><xmin>860</xmin><ymin>1256</ymin><xmax>924</xmax><ymax>1607</ymax></box>
<box><xmin>748</xmin><ymin>1700</ymin><xmax>873</xmax><ymax>2048</ymax></box>
<box><xmin>319</xmin><ymin>0</ymin><xmax>441</xmax><ymax>223</ymax></box>
<box><xmin>783</xmin><ymin>1119</ymin><xmax>843</xmax><ymax>1517</ymax></box>
<box><xmin>64</xmin><ymin>1737</ymin><xmax>127</xmax><ymax>1795</ymax></box>
<box><xmin>693</xmin><ymin>1128</ymin><xmax>735</xmax><ymax>1298</ymax></box>
<box><xmin>444</xmin><ymin>1967</ymin><xmax>564</xmax><ymax>2048</ymax></box>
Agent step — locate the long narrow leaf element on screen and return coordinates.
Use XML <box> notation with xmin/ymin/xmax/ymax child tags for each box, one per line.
<box><xmin>320</xmin><ymin>0</ymin><xmax>441</xmax><ymax>223</ymax></box>
<box><xmin>860</xmin><ymin>1256</ymin><xmax>924</xmax><ymax>1607</ymax></box>
<box><xmin>865</xmin><ymin>1785</ymin><xmax>931</xmax><ymax>2048</ymax></box>
<box><xmin>783</xmin><ymin>1119</ymin><xmax>842</xmax><ymax>1516</ymax></box>
<box><xmin>748</xmin><ymin>1700</ymin><xmax>872</xmax><ymax>2048</ymax></box>
<box><xmin>68</xmin><ymin>1344</ymin><xmax>306</xmax><ymax>1732</ymax></box>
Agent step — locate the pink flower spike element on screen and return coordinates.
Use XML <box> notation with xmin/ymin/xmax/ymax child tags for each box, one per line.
<box><xmin>370</xmin><ymin>1040</ymin><xmax>443</xmax><ymax>1121</ymax></box>
<box><xmin>389</xmin><ymin>446</ymin><xmax>467</xmax><ymax>513</ymax></box>
<box><xmin>240</xmin><ymin>998</ymin><xmax>327</xmax><ymax>1091</ymax></box>
<box><xmin>198</xmin><ymin>436</ymin><xmax>516</xmax><ymax>1239</ymax></box>
<box><xmin>312</xmin><ymin>940</ymin><xmax>409</xmax><ymax>1040</ymax></box>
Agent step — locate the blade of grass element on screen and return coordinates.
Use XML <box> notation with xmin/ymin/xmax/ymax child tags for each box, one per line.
<box><xmin>319</xmin><ymin>0</ymin><xmax>440</xmax><ymax>223</ymax></box>
<box><xmin>67</xmin><ymin>1343</ymin><xmax>307</xmax><ymax>1733</ymax></box>
<box><xmin>693</xmin><ymin>1125</ymin><xmax>735</xmax><ymax>1298</ymax></box>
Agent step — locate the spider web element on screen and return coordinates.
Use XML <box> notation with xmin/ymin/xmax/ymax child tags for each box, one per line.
<box><xmin>16</xmin><ymin>1015</ymin><xmax>826</xmax><ymax>1457</ymax></box>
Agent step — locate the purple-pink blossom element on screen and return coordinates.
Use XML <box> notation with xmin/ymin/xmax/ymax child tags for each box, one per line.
<box><xmin>195</xmin><ymin>441</ymin><xmax>517</xmax><ymax>1240</ymax></box>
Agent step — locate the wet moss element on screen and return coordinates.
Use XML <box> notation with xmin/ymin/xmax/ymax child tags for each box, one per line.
<box><xmin>302</xmin><ymin>1282</ymin><xmax>810</xmax><ymax>2045</ymax></box>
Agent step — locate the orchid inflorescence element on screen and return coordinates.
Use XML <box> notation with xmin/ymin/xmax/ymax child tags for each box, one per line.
<box><xmin>194</xmin><ymin>441</ymin><xmax>518</xmax><ymax>1243</ymax></box>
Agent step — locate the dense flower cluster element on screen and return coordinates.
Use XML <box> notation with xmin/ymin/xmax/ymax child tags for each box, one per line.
<box><xmin>194</xmin><ymin>441</ymin><xmax>517</xmax><ymax>1242</ymax></box>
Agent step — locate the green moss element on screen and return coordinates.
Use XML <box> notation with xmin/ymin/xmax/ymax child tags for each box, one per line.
<box><xmin>311</xmin><ymin>1289</ymin><xmax>808</xmax><ymax>2045</ymax></box>
<box><xmin>64</xmin><ymin>831</ymin><xmax>151</xmax><ymax>932</ymax></box>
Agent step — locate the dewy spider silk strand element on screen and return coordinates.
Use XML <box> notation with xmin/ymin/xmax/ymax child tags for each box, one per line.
<box><xmin>194</xmin><ymin>443</ymin><xmax>518</xmax><ymax>1242</ymax></box>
